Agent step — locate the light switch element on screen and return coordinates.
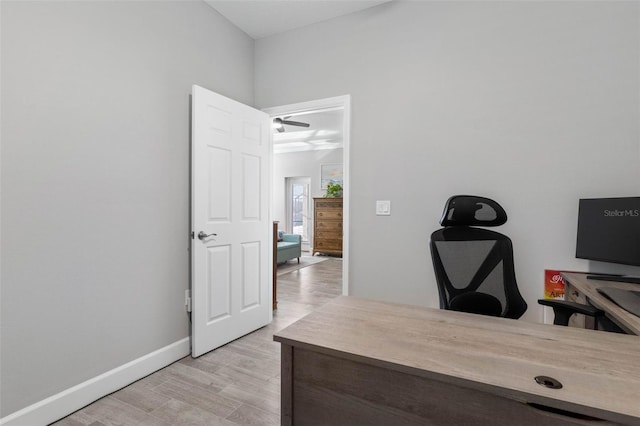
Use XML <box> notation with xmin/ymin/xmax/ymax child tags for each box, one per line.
<box><xmin>376</xmin><ymin>200</ymin><xmax>391</xmax><ymax>216</ymax></box>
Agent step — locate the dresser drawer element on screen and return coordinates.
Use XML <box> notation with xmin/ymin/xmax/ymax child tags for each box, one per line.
<box><xmin>315</xmin><ymin>221</ymin><xmax>342</xmax><ymax>231</ymax></box>
<box><xmin>314</xmin><ymin>239</ymin><xmax>342</xmax><ymax>251</ymax></box>
<box><xmin>315</xmin><ymin>210</ymin><xmax>342</xmax><ymax>220</ymax></box>
<box><xmin>315</xmin><ymin>230</ymin><xmax>342</xmax><ymax>241</ymax></box>
<box><xmin>314</xmin><ymin>199</ymin><xmax>342</xmax><ymax>209</ymax></box>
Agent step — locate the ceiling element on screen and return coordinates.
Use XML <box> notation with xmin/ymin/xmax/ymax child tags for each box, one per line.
<box><xmin>204</xmin><ymin>0</ymin><xmax>392</xmax><ymax>39</ymax></box>
<box><xmin>272</xmin><ymin>108</ymin><xmax>344</xmax><ymax>154</ymax></box>
<box><xmin>205</xmin><ymin>1</ymin><xmax>370</xmax><ymax>153</ymax></box>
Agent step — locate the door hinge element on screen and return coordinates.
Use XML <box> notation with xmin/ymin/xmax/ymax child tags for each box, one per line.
<box><xmin>185</xmin><ymin>289</ymin><xmax>192</xmax><ymax>312</ymax></box>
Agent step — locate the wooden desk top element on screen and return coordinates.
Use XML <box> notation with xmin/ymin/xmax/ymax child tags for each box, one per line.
<box><xmin>562</xmin><ymin>272</ymin><xmax>640</xmax><ymax>335</ymax></box>
<box><xmin>275</xmin><ymin>296</ymin><xmax>640</xmax><ymax>424</ymax></box>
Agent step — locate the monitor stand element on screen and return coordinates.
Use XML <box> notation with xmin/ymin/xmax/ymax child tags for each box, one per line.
<box><xmin>587</xmin><ymin>275</ymin><xmax>640</xmax><ymax>285</ymax></box>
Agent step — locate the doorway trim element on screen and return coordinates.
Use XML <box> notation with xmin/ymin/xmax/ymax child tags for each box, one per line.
<box><xmin>263</xmin><ymin>95</ymin><xmax>350</xmax><ymax>296</ymax></box>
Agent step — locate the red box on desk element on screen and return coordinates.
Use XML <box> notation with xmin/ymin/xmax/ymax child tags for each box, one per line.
<box><xmin>544</xmin><ymin>269</ymin><xmax>566</xmax><ymax>300</ymax></box>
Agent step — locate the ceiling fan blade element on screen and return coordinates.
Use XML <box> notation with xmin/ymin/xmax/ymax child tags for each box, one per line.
<box><xmin>281</xmin><ymin>120</ymin><xmax>310</xmax><ymax>128</ymax></box>
<box><xmin>276</xmin><ymin>126</ymin><xmax>284</xmax><ymax>133</ymax></box>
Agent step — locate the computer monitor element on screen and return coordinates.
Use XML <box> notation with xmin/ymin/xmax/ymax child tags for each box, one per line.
<box><xmin>576</xmin><ymin>197</ymin><xmax>640</xmax><ymax>267</ymax></box>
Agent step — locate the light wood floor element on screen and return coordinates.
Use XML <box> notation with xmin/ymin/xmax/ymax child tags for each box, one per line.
<box><xmin>52</xmin><ymin>258</ymin><xmax>343</xmax><ymax>426</ymax></box>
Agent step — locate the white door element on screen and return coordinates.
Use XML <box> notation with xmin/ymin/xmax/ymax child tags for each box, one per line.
<box><xmin>191</xmin><ymin>85</ymin><xmax>272</xmax><ymax>357</ymax></box>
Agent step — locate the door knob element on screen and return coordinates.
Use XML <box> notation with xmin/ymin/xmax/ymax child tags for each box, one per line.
<box><xmin>197</xmin><ymin>231</ymin><xmax>217</xmax><ymax>240</ymax></box>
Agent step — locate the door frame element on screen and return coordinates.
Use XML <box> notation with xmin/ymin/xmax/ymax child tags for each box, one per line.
<box><xmin>263</xmin><ymin>95</ymin><xmax>350</xmax><ymax>296</ymax></box>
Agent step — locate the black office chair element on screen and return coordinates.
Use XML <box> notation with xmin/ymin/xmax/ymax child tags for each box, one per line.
<box><xmin>429</xmin><ymin>195</ymin><xmax>602</xmax><ymax>325</ymax></box>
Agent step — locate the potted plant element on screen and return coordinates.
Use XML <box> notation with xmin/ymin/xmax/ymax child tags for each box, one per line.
<box><xmin>324</xmin><ymin>182</ymin><xmax>343</xmax><ymax>198</ymax></box>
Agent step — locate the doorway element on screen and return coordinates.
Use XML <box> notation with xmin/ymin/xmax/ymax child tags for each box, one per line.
<box><xmin>264</xmin><ymin>95</ymin><xmax>350</xmax><ymax>296</ymax></box>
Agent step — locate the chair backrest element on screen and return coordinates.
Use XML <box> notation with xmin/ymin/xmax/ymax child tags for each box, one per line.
<box><xmin>429</xmin><ymin>195</ymin><xmax>527</xmax><ymax>319</ymax></box>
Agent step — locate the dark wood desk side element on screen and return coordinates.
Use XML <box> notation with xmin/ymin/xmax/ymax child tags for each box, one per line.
<box><xmin>275</xmin><ymin>296</ymin><xmax>640</xmax><ymax>426</ymax></box>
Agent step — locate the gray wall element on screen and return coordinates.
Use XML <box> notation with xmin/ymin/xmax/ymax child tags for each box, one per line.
<box><xmin>2</xmin><ymin>0</ymin><xmax>640</xmax><ymax>419</ymax></box>
<box><xmin>255</xmin><ymin>1</ymin><xmax>640</xmax><ymax>321</ymax></box>
<box><xmin>1</xmin><ymin>0</ymin><xmax>253</xmax><ymax>416</ymax></box>
<box><xmin>272</xmin><ymin>148</ymin><xmax>344</xmax><ymax>231</ymax></box>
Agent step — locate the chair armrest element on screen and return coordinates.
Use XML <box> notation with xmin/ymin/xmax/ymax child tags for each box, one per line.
<box><xmin>537</xmin><ymin>299</ymin><xmax>603</xmax><ymax>326</ymax></box>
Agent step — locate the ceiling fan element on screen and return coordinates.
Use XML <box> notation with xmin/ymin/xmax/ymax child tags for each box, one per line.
<box><xmin>273</xmin><ymin>116</ymin><xmax>310</xmax><ymax>133</ymax></box>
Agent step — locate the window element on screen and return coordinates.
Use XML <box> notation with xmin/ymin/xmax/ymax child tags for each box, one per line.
<box><xmin>287</xmin><ymin>177</ymin><xmax>310</xmax><ymax>243</ymax></box>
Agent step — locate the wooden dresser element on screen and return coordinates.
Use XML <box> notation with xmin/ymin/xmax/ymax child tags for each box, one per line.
<box><xmin>312</xmin><ymin>197</ymin><xmax>342</xmax><ymax>256</ymax></box>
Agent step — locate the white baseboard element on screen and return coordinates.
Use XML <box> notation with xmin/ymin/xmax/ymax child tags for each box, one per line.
<box><xmin>0</xmin><ymin>337</ymin><xmax>190</xmax><ymax>426</ymax></box>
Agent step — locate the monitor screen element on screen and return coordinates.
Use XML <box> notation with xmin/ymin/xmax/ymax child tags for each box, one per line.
<box><xmin>576</xmin><ymin>197</ymin><xmax>640</xmax><ymax>267</ymax></box>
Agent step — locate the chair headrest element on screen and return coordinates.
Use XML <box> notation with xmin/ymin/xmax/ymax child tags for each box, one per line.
<box><xmin>439</xmin><ymin>195</ymin><xmax>507</xmax><ymax>227</ymax></box>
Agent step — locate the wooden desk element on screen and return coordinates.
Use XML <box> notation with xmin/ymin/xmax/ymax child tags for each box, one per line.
<box><xmin>274</xmin><ymin>296</ymin><xmax>640</xmax><ymax>426</ymax></box>
<box><xmin>561</xmin><ymin>272</ymin><xmax>640</xmax><ymax>335</ymax></box>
